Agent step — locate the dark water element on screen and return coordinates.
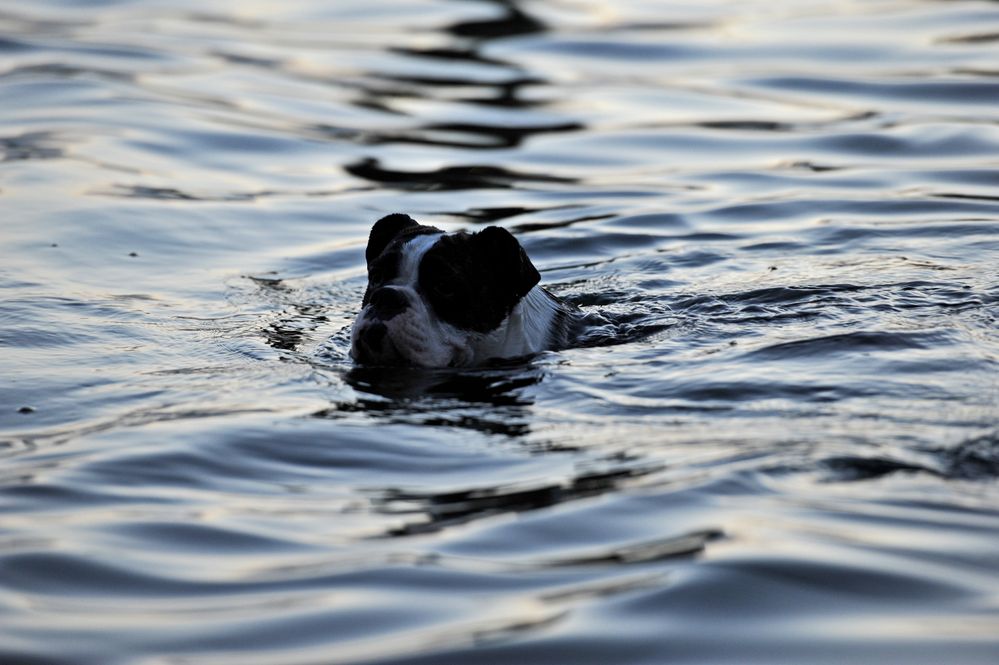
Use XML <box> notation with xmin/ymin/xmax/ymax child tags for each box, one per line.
<box><xmin>2</xmin><ymin>1</ymin><xmax>999</xmax><ymax>663</ymax></box>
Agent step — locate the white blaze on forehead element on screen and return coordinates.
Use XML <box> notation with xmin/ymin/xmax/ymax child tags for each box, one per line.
<box><xmin>396</xmin><ymin>233</ymin><xmax>443</xmax><ymax>286</ymax></box>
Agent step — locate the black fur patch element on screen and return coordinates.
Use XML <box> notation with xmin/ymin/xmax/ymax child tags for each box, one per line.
<box><xmin>365</xmin><ymin>213</ymin><xmax>418</xmax><ymax>265</ymax></box>
<box><xmin>418</xmin><ymin>226</ymin><xmax>540</xmax><ymax>333</ymax></box>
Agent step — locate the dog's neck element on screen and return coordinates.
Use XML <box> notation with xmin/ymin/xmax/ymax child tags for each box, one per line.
<box><xmin>471</xmin><ymin>286</ymin><xmax>563</xmax><ymax>361</ymax></box>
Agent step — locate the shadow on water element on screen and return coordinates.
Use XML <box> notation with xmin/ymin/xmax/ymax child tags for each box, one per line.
<box><xmin>330</xmin><ymin>356</ymin><xmax>674</xmax><ymax>541</ymax></box>
<box><xmin>370</xmin><ymin>464</ymin><xmax>676</xmax><ymax>539</ymax></box>
<box><xmin>344</xmin><ymin>158</ymin><xmax>576</xmax><ymax>191</ymax></box>
<box><xmin>315</xmin><ymin>362</ymin><xmax>545</xmax><ymax>439</ymax></box>
<box><xmin>445</xmin><ymin>0</ymin><xmax>546</xmax><ymax>40</ymax></box>
<box><xmin>363</xmin><ymin>120</ymin><xmax>583</xmax><ymax>150</ymax></box>
<box><xmin>1</xmin><ymin>130</ymin><xmax>64</xmax><ymax>162</ymax></box>
<box><xmin>314</xmin><ymin>354</ymin><xmax>676</xmax><ymax>541</ymax></box>
<box><xmin>339</xmin><ymin>0</ymin><xmax>586</xmax><ymax>190</ymax></box>
<box><xmin>821</xmin><ymin>432</ymin><xmax>999</xmax><ymax>482</ymax></box>
<box><xmin>381</xmin><ymin>0</ymin><xmax>549</xmax><ymax>108</ymax></box>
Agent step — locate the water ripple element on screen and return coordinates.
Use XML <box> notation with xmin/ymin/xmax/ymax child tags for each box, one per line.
<box><xmin>2</xmin><ymin>1</ymin><xmax>999</xmax><ymax>664</ymax></box>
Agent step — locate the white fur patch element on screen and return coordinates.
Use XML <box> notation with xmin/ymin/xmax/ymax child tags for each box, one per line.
<box><xmin>395</xmin><ymin>233</ymin><xmax>443</xmax><ymax>287</ymax></box>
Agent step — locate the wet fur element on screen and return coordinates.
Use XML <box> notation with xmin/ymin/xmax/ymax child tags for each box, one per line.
<box><xmin>351</xmin><ymin>214</ymin><xmax>578</xmax><ymax>367</ymax></box>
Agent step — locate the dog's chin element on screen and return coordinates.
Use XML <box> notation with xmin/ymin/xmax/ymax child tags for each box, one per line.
<box><xmin>351</xmin><ymin>314</ymin><xmax>466</xmax><ymax>368</ymax></box>
<box><xmin>351</xmin><ymin>343</ymin><xmax>462</xmax><ymax>369</ymax></box>
<box><xmin>350</xmin><ymin>335</ymin><xmax>400</xmax><ymax>366</ymax></box>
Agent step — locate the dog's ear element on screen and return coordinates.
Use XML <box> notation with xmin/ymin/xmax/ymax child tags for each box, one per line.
<box><xmin>366</xmin><ymin>214</ymin><xmax>418</xmax><ymax>264</ymax></box>
<box><xmin>474</xmin><ymin>226</ymin><xmax>540</xmax><ymax>299</ymax></box>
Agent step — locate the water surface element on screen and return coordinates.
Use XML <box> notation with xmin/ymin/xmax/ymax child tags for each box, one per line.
<box><xmin>2</xmin><ymin>1</ymin><xmax>998</xmax><ymax>663</ymax></box>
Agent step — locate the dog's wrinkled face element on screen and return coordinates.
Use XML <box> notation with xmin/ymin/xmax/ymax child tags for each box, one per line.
<box><xmin>351</xmin><ymin>214</ymin><xmax>540</xmax><ymax>367</ymax></box>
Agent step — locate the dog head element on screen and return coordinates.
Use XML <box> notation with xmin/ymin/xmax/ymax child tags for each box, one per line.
<box><xmin>350</xmin><ymin>214</ymin><xmax>541</xmax><ymax>367</ymax></box>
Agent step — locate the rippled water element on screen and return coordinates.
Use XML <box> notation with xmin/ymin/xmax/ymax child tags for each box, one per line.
<box><xmin>3</xmin><ymin>1</ymin><xmax>999</xmax><ymax>663</ymax></box>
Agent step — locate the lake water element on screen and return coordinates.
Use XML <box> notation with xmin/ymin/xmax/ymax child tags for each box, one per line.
<box><xmin>2</xmin><ymin>1</ymin><xmax>999</xmax><ymax>663</ymax></box>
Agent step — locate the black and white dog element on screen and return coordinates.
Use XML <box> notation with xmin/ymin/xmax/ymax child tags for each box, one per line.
<box><xmin>351</xmin><ymin>214</ymin><xmax>578</xmax><ymax>367</ymax></box>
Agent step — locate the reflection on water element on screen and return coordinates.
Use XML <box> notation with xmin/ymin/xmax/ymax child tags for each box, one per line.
<box><xmin>323</xmin><ymin>363</ymin><xmax>543</xmax><ymax>439</ymax></box>
<box><xmin>2</xmin><ymin>0</ymin><xmax>999</xmax><ymax>664</ymax></box>
<box><xmin>345</xmin><ymin>157</ymin><xmax>577</xmax><ymax>190</ymax></box>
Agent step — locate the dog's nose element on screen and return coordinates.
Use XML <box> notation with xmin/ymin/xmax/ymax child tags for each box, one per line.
<box><xmin>368</xmin><ymin>287</ymin><xmax>409</xmax><ymax>321</ymax></box>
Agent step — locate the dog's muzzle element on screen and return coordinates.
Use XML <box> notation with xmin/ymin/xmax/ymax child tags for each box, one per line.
<box><xmin>352</xmin><ymin>287</ymin><xmax>411</xmax><ymax>364</ymax></box>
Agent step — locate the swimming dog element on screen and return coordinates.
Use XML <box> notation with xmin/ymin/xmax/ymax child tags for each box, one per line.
<box><xmin>351</xmin><ymin>214</ymin><xmax>578</xmax><ymax>367</ymax></box>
